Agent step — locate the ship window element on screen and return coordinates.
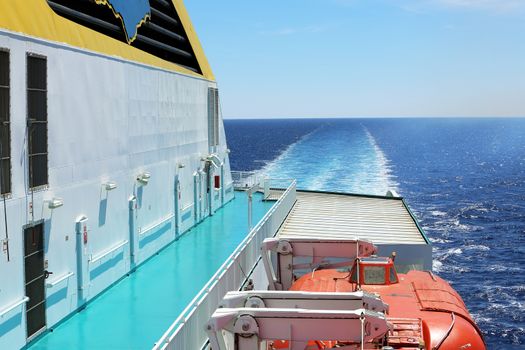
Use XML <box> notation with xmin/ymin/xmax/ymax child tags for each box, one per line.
<box><xmin>46</xmin><ymin>0</ymin><xmax>202</xmax><ymax>74</ymax></box>
<box><xmin>0</xmin><ymin>49</ymin><xmax>10</xmax><ymax>195</ymax></box>
<box><xmin>208</xmin><ymin>87</ymin><xmax>219</xmax><ymax>147</ymax></box>
<box><xmin>389</xmin><ymin>267</ymin><xmax>398</xmax><ymax>283</ymax></box>
<box><xmin>363</xmin><ymin>266</ymin><xmax>386</xmax><ymax>284</ymax></box>
<box><xmin>27</xmin><ymin>54</ymin><xmax>48</xmax><ymax>189</ymax></box>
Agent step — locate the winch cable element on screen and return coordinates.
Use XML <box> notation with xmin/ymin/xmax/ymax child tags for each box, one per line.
<box><xmin>237</xmin><ymin>259</ymin><xmax>248</xmax><ymax>284</ymax></box>
<box><xmin>0</xmin><ymin>123</ymin><xmax>10</xmax><ymax>261</ymax></box>
<box><xmin>433</xmin><ymin>312</ymin><xmax>456</xmax><ymax>350</ymax></box>
<box><xmin>360</xmin><ymin>312</ymin><xmax>365</xmax><ymax>350</ymax></box>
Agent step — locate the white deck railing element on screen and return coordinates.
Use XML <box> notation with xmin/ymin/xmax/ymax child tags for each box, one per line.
<box><xmin>231</xmin><ymin>171</ymin><xmax>263</xmax><ymax>189</ymax></box>
<box><xmin>153</xmin><ymin>180</ymin><xmax>297</xmax><ymax>350</ymax></box>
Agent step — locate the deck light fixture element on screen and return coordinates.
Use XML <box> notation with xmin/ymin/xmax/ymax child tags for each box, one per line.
<box><xmin>137</xmin><ymin>172</ymin><xmax>151</xmax><ymax>185</ymax></box>
<box><xmin>48</xmin><ymin>198</ymin><xmax>64</xmax><ymax>209</ymax></box>
<box><xmin>203</xmin><ymin>154</ymin><xmax>224</xmax><ymax>169</ymax></box>
<box><xmin>104</xmin><ymin>182</ymin><xmax>117</xmax><ymax>191</ymax></box>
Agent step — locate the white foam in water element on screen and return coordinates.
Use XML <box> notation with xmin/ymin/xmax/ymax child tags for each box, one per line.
<box><xmin>464</xmin><ymin>244</ymin><xmax>490</xmax><ymax>252</ymax></box>
<box><xmin>363</xmin><ymin>126</ymin><xmax>399</xmax><ymax>195</ymax></box>
<box><xmin>261</xmin><ymin>123</ymin><xmax>399</xmax><ymax>196</ymax></box>
<box><xmin>433</xmin><ymin>260</ymin><xmax>443</xmax><ymax>272</ymax></box>
<box><xmin>429</xmin><ymin>237</ymin><xmax>450</xmax><ymax>244</ymax></box>
<box><xmin>261</xmin><ymin>129</ymin><xmax>318</xmax><ymax>178</ymax></box>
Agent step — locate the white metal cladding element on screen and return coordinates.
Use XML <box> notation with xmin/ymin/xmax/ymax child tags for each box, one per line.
<box><xmin>0</xmin><ymin>28</ymin><xmax>234</xmax><ymax>350</ymax></box>
<box><xmin>279</xmin><ymin>191</ymin><xmax>426</xmax><ymax>245</ymax></box>
<box><xmin>154</xmin><ymin>181</ymin><xmax>296</xmax><ymax>350</ymax></box>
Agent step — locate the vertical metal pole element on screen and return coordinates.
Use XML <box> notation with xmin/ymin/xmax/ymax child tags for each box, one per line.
<box><xmin>129</xmin><ymin>197</ymin><xmax>138</xmax><ymax>268</ymax></box>
<box><xmin>174</xmin><ymin>176</ymin><xmax>180</xmax><ymax>239</ymax></box>
<box><xmin>76</xmin><ymin>216</ymin><xmax>89</xmax><ymax>306</ymax></box>
<box><xmin>248</xmin><ymin>189</ymin><xmax>253</xmax><ymax>230</ymax></box>
<box><xmin>264</xmin><ymin>178</ymin><xmax>270</xmax><ymax>200</ymax></box>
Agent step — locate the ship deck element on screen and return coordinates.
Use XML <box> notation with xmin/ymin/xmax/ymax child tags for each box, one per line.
<box><xmin>27</xmin><ymin>192</ymin><xmax>274</xmax><ymax>350</ymax></box>
<box><xmin>278</xmin><ymin>190</ymin><xmax>431</xmax><ymax>272</ymax></box>
<box><xmin>279</xmin><ymin>191</ymin><xmax>427</xmax><ymax>244</ymax></box>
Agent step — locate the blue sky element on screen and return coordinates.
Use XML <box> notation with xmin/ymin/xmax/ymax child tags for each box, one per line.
<box><xmin>185</xmin><ymin>0</ymin><xmax>525</xmax><ymax>118</ymax></box>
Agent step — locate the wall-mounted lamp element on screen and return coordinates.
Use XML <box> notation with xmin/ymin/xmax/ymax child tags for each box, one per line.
<box><xmin>178</xmin><ymin>163</ymin><xmax>186</xmax><ymax>169</ymax></box>
<box><xmin>226</xmin><ymin>149</ymin><xmax>231</xmax><ymax>154</ymax></box>
<box><xmin>203</xmin><ymin>154</ymin><xmax>224</xmax><ymax>169</ymax></box>
<box><xmin>137</xmin><ymin>172</ymin><xmax>151</xmax><ymax>185</ymax></box>
<box><xmin>48</xmin><ymin>198</ymin><xmax>64</xmax><ymax>209</ymax></box>
<box><xmin>104</xmin><ymin>182</ymin><xmax>118</xmax><ymax>191</ymax></box>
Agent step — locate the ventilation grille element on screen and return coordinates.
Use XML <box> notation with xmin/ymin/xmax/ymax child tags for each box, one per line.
<box><xmin>47</xmin><ymin>0</ymin><xmax>202</xmax><ymax>74</ymax></box>
<box><xmin>208</xmin><ymin>87</ymin><xmax>219</xmax><ymax>147</ymax></box>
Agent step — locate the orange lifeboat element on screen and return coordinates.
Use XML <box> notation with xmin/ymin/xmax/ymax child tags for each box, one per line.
<box><xmin>288</xmin><ymin>255</ymin><xmax>486</xmax><ymax>350</ymax></box>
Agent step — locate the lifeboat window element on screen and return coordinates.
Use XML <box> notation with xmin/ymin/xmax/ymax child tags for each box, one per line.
<box><xmin>364</xmin><ymin>266</ymin><xmax>386</xmax><ymax>284</ymax></box>
<box><xmin>389</xmin><ymin>267</ymin><xmax>398</xmax><ymax>283</ymax></box>
<box><xmin>0</xmin><ymin>49</ymin><xmax>10</xmax><ymax>196</ymax></box>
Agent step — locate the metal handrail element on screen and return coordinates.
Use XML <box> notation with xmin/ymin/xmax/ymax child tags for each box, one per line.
<box><xmin>139</xmin><ymin>214</ymin><xmax>174</xmax><ymax>236</ymax></box>
<box><xmin>0</xmin><ymin>296</ymin><xmax>29</xmax><ymax>318</ymax></box>
<box><xmin>231</xmin><ymin>171</ymin><xmax>262</xmax><ymax>189</ymax></box>
<box><xmin>90</xmin><ymin>240</ymin><xmax>128</xmax><ymax>264</ymax></box>
<box><xmin>181</xmin><ymin>203</ymin><xmax>193</xmax><ymax>212</ymax></box>
<box><xmin>46</xmin><ymin>272</ymin><xmax>74</xmax><ymax>288</ymax></box>
<box><xmin>153</xmin><ymin>179</ymin><xmax>297</xmax><ymax>349</ymax></box>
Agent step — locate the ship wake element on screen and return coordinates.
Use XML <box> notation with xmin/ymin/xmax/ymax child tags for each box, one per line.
<box><xmin>261</xmin><ymin>122</ymin><xmax>399</xmax><ymax>196</ymax></box>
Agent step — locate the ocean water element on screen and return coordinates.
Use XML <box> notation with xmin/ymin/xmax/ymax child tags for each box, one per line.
<box><xmin>225</xmin><ymin>117</ymin><xmax>525</xmax><ymax>349</ymax></box>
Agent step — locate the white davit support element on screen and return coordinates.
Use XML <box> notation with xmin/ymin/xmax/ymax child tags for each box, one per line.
<box><xmin>218</xmin><ymin>290</ymin><xmax>389</xmax><ymax>314</ymax></box>
<box><xmin>261</xmin><ymin>237</ymin><xmax>377</xmax><ymax>290</ymax></box>
<box><xmin>206</xmin><ymin>291</ymin><xmax>391</xmax><ymax>350</ymax></box>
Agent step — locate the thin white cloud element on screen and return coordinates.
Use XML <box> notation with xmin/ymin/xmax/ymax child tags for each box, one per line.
<box><xmin>258</xmin><ymin>25</ymin><xmax>331</xmax><ymax>36</ymax></box>
<box><xmin>399</xmin><ymin>0</ymin><xmax>525</xmax><ymax>13</ymax></box>
<box><xmin>435</xmin><ymin>0</ymin><xmax>525</xmax><ymax>12</ymax></box>
<box><xmin>332</xmin><ymin>0</ymin><xmax>525</xmax><ymax>13</ymax></box>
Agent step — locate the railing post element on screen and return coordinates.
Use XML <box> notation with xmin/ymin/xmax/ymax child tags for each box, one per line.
<box><xmin>264</xmin><ymin>178</ymin><xmax>270</xmax><ymax>199</ymax></box>
<box><xmin>248</xmin><ymin>187</ymin><xmax>253</xmax><ymax>230</ymax></box>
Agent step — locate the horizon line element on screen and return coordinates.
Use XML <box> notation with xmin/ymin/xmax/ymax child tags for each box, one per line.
<box><xmin>223</xmin><ymin>115</ymin><xmax>525</xmax><ymax>120</ymax></box>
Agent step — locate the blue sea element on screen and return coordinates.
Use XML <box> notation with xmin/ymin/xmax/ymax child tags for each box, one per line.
<box><xmin>225</xmin><ymin>118</ymin><xmax>525</xmax><ymax>349</ymax></box>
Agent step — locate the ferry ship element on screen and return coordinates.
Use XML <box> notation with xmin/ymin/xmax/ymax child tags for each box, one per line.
<box><xmin>0</xmin><ymin>1</ymin><xmax>485</xmax><ymax>349</ymax></box>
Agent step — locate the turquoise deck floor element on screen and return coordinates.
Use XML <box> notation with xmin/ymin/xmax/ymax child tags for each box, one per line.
<box><xmin>28</xmin><ymin>192</ymin><xmax>274</xmax><ymax>350</ymax></box>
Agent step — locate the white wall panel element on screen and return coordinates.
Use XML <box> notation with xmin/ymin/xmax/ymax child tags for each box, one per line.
<box><xmin>0</xmin><ymin>29</ymin><xmax>231</xmax><ymax>349</ymax></box>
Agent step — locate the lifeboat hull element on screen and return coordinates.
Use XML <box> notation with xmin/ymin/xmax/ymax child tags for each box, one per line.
<box><xmin>290</xmin><ymin>269</ymin><xmax>486</xmax><ymax>350</ymax></box>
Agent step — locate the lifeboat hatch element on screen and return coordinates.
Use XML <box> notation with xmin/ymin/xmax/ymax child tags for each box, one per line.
<box><xmin>387</xmin><ymin>317</ymin><xmax>425</xmax><ymax>348</ymax></box>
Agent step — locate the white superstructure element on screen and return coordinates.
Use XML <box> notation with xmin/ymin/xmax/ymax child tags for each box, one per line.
<box><xmin>0</xmin><ymin>1</ymin><xmax>233</xmax><ymax>348</ymax></box>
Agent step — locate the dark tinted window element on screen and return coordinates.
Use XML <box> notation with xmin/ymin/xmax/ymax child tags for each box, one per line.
<box><xmin>363</xmin><ymin>266</ymin><xmax>386</xmax><ymax>284</ymax></box>
<box><xmin>389</xmin><ymin>267</ymin><xmax>398</xmax><ymax>283</ymax></box>
<box><xmin>0</xmin><ymin>49</ymin><xmax>10</xmax><ymax>195</ymax></box>
<box><xmin>27</xmin><ymin>54</ymin><xmax>48</xmax><ymax>189</ymax></box>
